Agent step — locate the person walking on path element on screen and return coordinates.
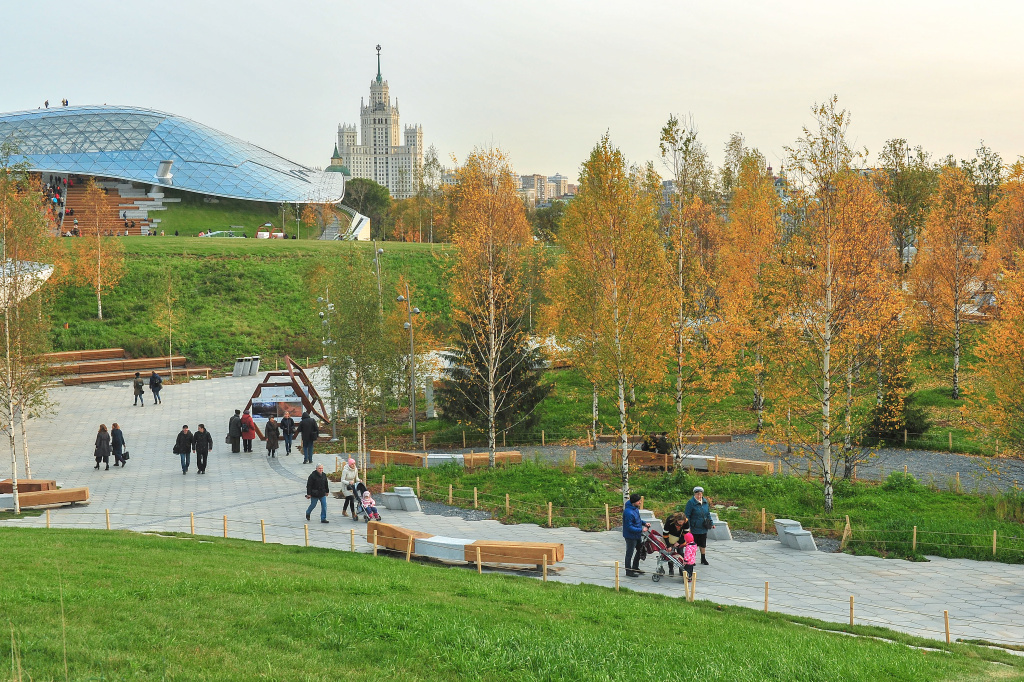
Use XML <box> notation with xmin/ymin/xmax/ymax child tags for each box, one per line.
<box><xmin>132</xmin><ymin>372</ymin><xmax>145</xmax><ymax>407</ymax></box>
<box><xmin>280</xmin><ymin>414</ymin><xmax>295</xmax><ymax>456</ymax></box>
<box><xmin>305</xmin><ymin>463</ymin><xmax>330</xmax><ymax>523</ymax></box>
<box><xmin>193</xmin><ymin>424</ymin><xmax>213</xmax><ymax>474</ymax></box>
<box><xmin>340</xmin><ymin>457</ymin><xmax>359</xmax><ymax>520</ymax></box>
<box><xmin>149</xmin><ymin>371</ymin><xmax>163</xmax><ymax>404</ymax></box>
<box><xmin>94</xmin><ymin>424</ymin><xmax>111</xmax><ymax>470</ymax></box>
<box><xmin>684</xmin><ymin>486</ymin><xmax>714</xmax><ymax>566</ymax></box>
<box><xmin>298</xmin><ymin>412</ymin><xmax>318</xmax><ymax>464</ymax></box>
<box><xmin>111</xmin><ymin>423</ymin><xmax>126</xmax><ymax>467</ymax></box>
<box><xmin>174</xmin><ymin>425</ymin><xmax>194</xmax><ymax>475</ymax></box>
<box><xmin>663</xmin><ymin>511</ymin><xmax>690</xmax><ymax>576</ymax></box>
<box><xmin>265</xmin><ymin>417</ymin><xmax>280</xmax><ymax>458</ymax></box>
<box><xmin>622</xmin><ymin>493</ymin><xmax>649</xmax><ymax>577</ymax></box>
<box><xmin>228</xmin><ymin>410</ymin><xmax>242</xmax><ymax>453</ymax></box>
<box><xmin>240</xmin><ymin>410</ymin><xmax>256</xmax><ymax>453</ymax></box>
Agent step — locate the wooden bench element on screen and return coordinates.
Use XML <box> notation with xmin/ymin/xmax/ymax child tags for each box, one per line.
<box><xmin>709</xmin><ymin>456</ymin><xmax>774</xmax><ymax>475</ymax></box>
<box><xmin>612</xmin><ymin>449</ymin><xmax>675</xmax><ymax>470</ymax></box>
<box><xmin>369</xmin><ymin>449</ymin><xmax>427</xmax><ymax>467</ymax></box>
<box><xmin>599</xmin><ymin>434</ymin><xmax>732</xmax><ymax>445</ymax></box>
<box><xmin>0</xmin><ymin>479</ymin><xmax>57</xmax><ymax>493</ymax></box>
<box><xmin>17</xmin><ymin>486</ymin><xmax>89</xmax><ymax>508</ymax></box>
<box><xmin>366</xmin><ymin>521</ymin><xmax>432</xmax><ymax>552</ymax></box>
<box><xmin>462</xmin><ymin>451</ymin><xmax>522</xmax><ymax>467</ymax></box>
<box><xmin>463</xmin><ymin>540</ymin><xmax>563</xmax><ymax>565</ymax></box>
<box><xmin>41</xmin><ymin>348</ymin><xmax>125</xmax><ymax>363</ymax></box>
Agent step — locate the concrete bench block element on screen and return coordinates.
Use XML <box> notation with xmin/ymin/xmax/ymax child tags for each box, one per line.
<box><xmin>378</xmin><ymin>492</ymin><xmax>401</xmax><ymax>509</ymax></box>
<box><xmin>398</xmin><ymin>494</ymin><xmax>421</xmax><ymax>512</ymax></box>
<box><xmin>774</xmin><ymin>518</ymin><xmax>802</xmax><ymax>539</ymax></box>
<box><xmin>784</xmin><ymin>529</ymin><xmax>817</xmax><ymax>551</ymax></box>
<box><xmin>706</xmin><ymin>514</ymin><xmax>732</xmax><ymax>541</ymax></box>
<box><xmin>0</xmin><ymin>493</ymin><xmax>12</xmax><ymax>510</ymax></box>
<box><xmin>393</xmin><ymin>486</ymin><xmax>414</xmax><ymax>495</ymax></box>
<box><xmin>415</xmin><ymin>536</ymin><xmax>476</xmax><ymax>562</ymax></box>
<box><xmin>638</xmin><ymin>509</ymin><xmax>663</xmax><ymax>534</ymax></box>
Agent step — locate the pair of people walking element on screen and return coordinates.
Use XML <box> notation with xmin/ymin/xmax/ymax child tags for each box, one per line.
<box><xmin>174</xmin><ymin>424</ymin><xmax>214</xmax><ymax>474</ymax></box>
<box><xmin>131</xmin><ymin>371</ymin><xmax>163</xmax><ymax>406</ymax></box>
<box><xmin>94</xmin><ymin>423</ymin><xmax>128</xmax><ymax>470</ymax></box>
<box><xmin>227</xmin><ymin>409</ymin><xmax>257</xmax><ymax>453</ymax></box>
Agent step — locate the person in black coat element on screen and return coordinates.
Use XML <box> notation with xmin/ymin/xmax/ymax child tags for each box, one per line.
<box><xmin>228</xmin><ymin>410</ymin><xmax>242</xmax><ymax>453</ymax></box>
<box><xmin>298</xmin><ymin>412</ymin><xmax>318</xmax><ymax>463</ymax></box>
<box><xmin>265</xmin><ymin>417</ymin><xmax>280</xmax><ymax>458</ymax></box>
<box><xmin>305</xmin><ymin>463</ymin><xmax>330</xmax><ymax>523</ymax></box>
<box><xmin>149</xmin><ymin>371</ymin><xmax>163</xmax><ymax>404</ymax></box>
<box><xmin>280</xmin><ymin>415</ymin><xmax>296</xmax><ymax>456</ymax></box>
<box><xmin>175</xmin><ymin>425</ymin><xmax>195</xmax><ymax>475</ymax></box>
<box><xmin>111</xmin><ymin>423</ymin><xmax>126</xmax><ymax>467</ymax></box>
<box><xmin>94</xmin><ymin>424</ymin><xmax>111</xmax><ymax>470</ymax></box>
<box><xmin>193</xmin><ymin>424</ymin><xmax>214</xmax><ymax>474</ymax></box>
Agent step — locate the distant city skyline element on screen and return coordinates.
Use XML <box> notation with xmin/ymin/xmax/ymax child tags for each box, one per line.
<box><xmin>3</xmin><ymin>2</ymin><xmax>1024</xmax><ymax>185</ymax></box>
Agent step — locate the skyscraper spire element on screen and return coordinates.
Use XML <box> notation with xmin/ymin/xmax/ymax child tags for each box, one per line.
<box><xmin>375</xmin><ymin>44</ymin><xmax>382</xmax><ymax>83</ymax></box>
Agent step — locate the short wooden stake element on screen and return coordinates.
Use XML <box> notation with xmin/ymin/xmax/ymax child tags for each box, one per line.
<box><xmin>476</xmin><ymin>545</ymin><xmax>482</xmax><ymax>574</ymax></box>
<box><xmin>880</xmin><ymin>464</ymin><xmax>884</xmax><ymax>479</ymax></box>
<box><xmin>956</xmin><ymin>472</ymin><xmax>960</xmax><ymax>490</ymax></box>
<box><xmin>542</xmin><ymin>554</ymin><xmax>548</xmax><ymax>582</ymax></box>
<box><xmin>260</xmin><ymin>519</ymin><xmax>266</xmax><ymax>543</ymax></box>
<box><xmin>405</xmin><ymin>535</ymin><xmax>413</xmax><ymax>562</ymax></box>
<box><xmin>761</xmin><ymin>508</ymin><xmax>766</xmax><ymax>534</ymax></box>
<box><xmin>548</xmin><ymin>501</ymin><xmax>553</xmax><ymax>527</ymax></box>
<box><xmin>46</xmin><ymin>509</ymin><xmax>50</xmax><ymax>528</ymax></box>
<box><xmin>904</xmin><ymin>428</ymin><xmax>907</xmax><ymax>444</ymax></box>
<box><xmin>571</xmin><ymin>449</ymin><xmax>577</xmax><ymax>468</ymax></box>
<box><xmin>343</xmin><ymin>436</ymin><xmax>347</xmax><ymax>453</ymax></box>
<box><xmin>373</xmin><ymin>530</ymin><xmax>378</xmax><ymax>556</ymax></box>
<box><xmin>764</xmin><ymin>581</ymin><xmax>769</xmax><ymax>612</ymax></box>
<box><xmin>304</xmin><ymin>524</ymin><xmax>309</xmax><ymax>547</ymax></box>
<box><xmin>904</xmin><ymin>464</ymin><xmax>908</xmax><ymax>475</ymax></box>
<box><xmin>503</xmin><ymin>431</ymin><xmax>506</xmax><ymax>447</ymax></box>
<box><xmin>850</xmin><ymin>595</ymin><xmax>855</xmax><ymax>626</ymax></box>
<box><xmin>949</xmin><ymin>431</ymin><xmax>953</xmax><ymax>451</ymax></box>
<box><xmin>384</xmin><ymin>435</ymin><xmax>388</xmax><ymax>452</ymax></box>
<box><xmin>690</xmin><ymin>571</ymin><xmax>696</xmax><ymax>602</ymax></box>
<box><xmin>853</xmin><ymin>464</ymin><xmax>857</xmax><ymax>481</ymax></box>
<box><xmin>416</xmin><ymin>476</ymin><xmax>421</xmax><ymax>497</ymax></box>
<box><xmin>605</xmin><ymin>504</ymin><xmax>610</xmax><ymax>531</ymax></box>
<box><xmin>462</xmin><ymin>431</ymin><xmax>466</xmax><ymax>448</ymax></box>
<box><xmin>105</xmin><ymin>509</ymin><xmax>110</xmax><ymax>530</ymax></box>
<box><xmin>474</xmin><ymin>487</ymin><xmax>478</xmax><ymax>508</ymax></box>
<box><xmin>350</xmin><ymin>528</ymin><xmax>356</xmax><ymax>551</ymax></box>
<box><xmin>715</xmin><ymin>453</ymin><xmax>720</xmax><ymax>473</ymax></box>
<box><xmin>422</xmin><ymin>434</ymin><xmax>427</xmax><ymax>452</ymax></box>
<box><xmin>840</xmin><ymin>515</ymin><xmax>852</xmax><ymax>550</ymax></box>
<box><xmin>505</xmin><ymin>493</ymin><xmax>510</xmax><ymax>515</ymax></box>
<box><xmin>381</xmin><ymin>475</ymin><xmax>386</xmax><ymax>492</ymax></box>
<box><xmin>993</xmin><ymin>529</ymin><xmax>997</xmax><ymax>556</ymax></box>
<box><xmin>223</xmin><ymin>515</ymin><xmax>227</xmax><ymax>538</ymax></box>
<box><xmin>614</xmin><ymin>561</ymin><xmax>620</xmax><ymax>591</ymax></box>
<box><xmin>912</xmin><ymin>526</ymin><xmax>917</xmax><ymax>552</ymax></box>
<box><xmin>541</xmin><ymin>430</ymin><xmax>545</xmax><ymax>446</ymax></box>
<box><xmin>448</xmin><ymin>484</ymin><xmax>453</xmax><ymax>504</ymax></box>
<box><xmin>944</xmin><ymin>610</ymin><xmax>950</xmax><ymax>644</ymax></box>
<box><xmin>639</xmin><ymin>496</ymin><xmax>644</xmax><ymax>510</ymax></box>
<box><xmin>190</xmin><ymin>512</ymin><xmax>195</xmax><ymax>535</ymax></box>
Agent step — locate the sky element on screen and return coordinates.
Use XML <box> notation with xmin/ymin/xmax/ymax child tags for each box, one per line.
<box><xmin>3</xmin><ymin>1</ymin><xmax>1024</xmax><ymax>182</ymax></box>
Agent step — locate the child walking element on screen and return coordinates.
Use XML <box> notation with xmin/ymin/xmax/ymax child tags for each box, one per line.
<box><xmin>681</xmin><ymin>532</ymin><xmax>698</xmax><ymax>582</ymax></box>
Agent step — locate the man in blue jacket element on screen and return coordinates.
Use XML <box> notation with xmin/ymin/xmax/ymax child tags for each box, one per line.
<box><xmin>622</xmin><ymin>493</ymin><xmax>649</xmax><ymax>577</ymax></box>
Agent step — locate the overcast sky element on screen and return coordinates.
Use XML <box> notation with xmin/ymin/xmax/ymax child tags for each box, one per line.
<box><xmin>4</xmin><ymin>1</ymin><xmax>1024</xmax><ymax>182</ymax></box>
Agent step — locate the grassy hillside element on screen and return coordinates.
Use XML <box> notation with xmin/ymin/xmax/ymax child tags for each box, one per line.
<box><xmin>0</xmin><ymin>528</ymin><xmax>1017</xmax><ymax>680</ymax></box>
<box><xmin>152</xmin><ymin>189</ymin><xmax>288</xmax><ymax>237</ymax></box>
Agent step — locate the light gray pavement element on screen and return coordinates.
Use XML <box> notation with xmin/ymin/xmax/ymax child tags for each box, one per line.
<box><xmin>3</xmin><ymin>375</ymin><xmax>1024</xmax><ymax>647</ymax></box>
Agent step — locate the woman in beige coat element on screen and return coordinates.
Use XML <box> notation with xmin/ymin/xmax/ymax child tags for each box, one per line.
<box><xmin>340</xmin><ymin>458</ymin><xmax>359</xmax><ymax>520</ymax></box>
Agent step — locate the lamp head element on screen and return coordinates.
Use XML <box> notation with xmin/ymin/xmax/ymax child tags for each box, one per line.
<box><xmin>397</xmin><ymin>294</ymin><xmax>406</xmax><ymax>302</ymax></box>
<box><xmin>404</xmin><ymin>322</ymin><xmax>411</xmax><ymax>329</ymax></box>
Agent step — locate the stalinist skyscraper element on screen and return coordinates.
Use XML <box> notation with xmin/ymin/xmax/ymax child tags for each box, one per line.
<box><xmin>331</xmin><ymin>45</ymin><xmax>423</xmax><ymax>199</ymax></box>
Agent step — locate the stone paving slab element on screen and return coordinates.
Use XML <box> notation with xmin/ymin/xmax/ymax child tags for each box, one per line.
<box><xmin>2</xmin><ymin>375</ymin><xmax>1024</xmax><ymax>646</ymax></box>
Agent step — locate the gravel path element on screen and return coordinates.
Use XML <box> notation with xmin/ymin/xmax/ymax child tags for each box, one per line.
<box><xmin>419</xmin><ymin>500</ymin><xmax>492</xmax><ymax>522</ymax></box>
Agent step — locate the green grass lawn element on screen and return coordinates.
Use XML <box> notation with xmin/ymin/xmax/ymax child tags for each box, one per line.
<box><xmin>150</xmin><ymin>190</ymin><xmax>289</xmax><ymax>237</ymax></box>
<box><xmin>0</xmin><ymin>528</ymin><xmax>1017</xmax><ymax>681</ymax></box>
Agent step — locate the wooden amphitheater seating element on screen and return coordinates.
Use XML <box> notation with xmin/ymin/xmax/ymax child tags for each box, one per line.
<box><xmin>42</xmin><ymin>348</ymin><xmax>125</xmax><ymax>363</ymax></box>
<box><xmin>0</xmin><ymin>479</ymin><xmax>57</xmax><ymax>493</ymax></box>
<box><xmin>62</xmin><ymin>184</ymin><xmax>151</xmax><ymax>235</ymax></box>
<box><xmin>17</xmin><ymin>486</ymin><xmax>89</xmax><ymax>508</ymax></box>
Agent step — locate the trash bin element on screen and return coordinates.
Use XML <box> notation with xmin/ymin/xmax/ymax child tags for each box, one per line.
<box><xmin>240</xmin><ymin>357</ymin><xmax>252</xmax><ymax>376</ymax></box>
<box><xmin>249</xmin><ymin>356</ymin><xmax>260</xmax><ymax>376</ymax></box>
<box><xmin>232</xmin><ymin>358</ymin><xmax>245</xmax><ymax>377</ymax></box>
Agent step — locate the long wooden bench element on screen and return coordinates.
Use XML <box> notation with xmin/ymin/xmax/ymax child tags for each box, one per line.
<box><xmin>64</xmin><ymin>356</ymin><xmax>188</xmax><ymax>374</ymax></box>
<box><xmin>63</xmin><ymin>366</ymin><xmax>211</xmax><ymax>385</ymax></box>
<box><xmin>17</xmin><ymin>487</ymin><xmax>89</xmax><ymax>508</ymax></box>
<box><xmin>0</xmin><ymin>479</ymin><xmax>57</xmax><ymax>493</ymax></box>
<box><xmin>612</xmin><ymin>449</ymin><xmax>675</xmax><ymax>470</ymax></box>
<box><xmin>463</xmin><ymin>451</ymin><xmax>522</xmax><ymax>467</ymax></box>
<box><xmin>366</xmin><ymin>520</ymin><xmax>432</xmax><ymax>552</ymax></box>
<box><xmin>612</xmin><ymin>450</ymin><xmax>774</xmax><ymax>475</ymax></box>
<box><xmin>463</xmin><ymin>540</ymin><xmax>563</xmax><ymax>565</ymax></box>
<box><xmin>41</xmin><ymin>348</ymin><xmax>125</xmax><ymax>363</ymax></box>
<box><xmin>369</xmin><ymin>449</ymin><xmax>428</xmax><ymax>467</ymax></box>
<box><xmin>599</xmin><ymin>434</ymin><xmax>732</xmax><ymax>444</ymax></box>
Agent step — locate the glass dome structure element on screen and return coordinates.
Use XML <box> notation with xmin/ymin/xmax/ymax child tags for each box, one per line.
<box><xmin>0</xmin><ymin>105</ymin><xmax>344</xmax><ymax>203</ymax></box>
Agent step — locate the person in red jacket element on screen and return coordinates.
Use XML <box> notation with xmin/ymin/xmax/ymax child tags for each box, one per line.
<box><xmin>240</xmin><ymin>410</ymin><xmax>256</xmax><ymax>453</ymax></box>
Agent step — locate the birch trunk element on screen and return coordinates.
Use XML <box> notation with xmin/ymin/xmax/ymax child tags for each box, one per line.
<box><xmin>822</xmin><ymin>247</ymin><xmax>834</xmax><ymax>513</ymax></box>
<box><xmin>4</xmin><ymin>305</ymin><xmax>19</xmax><ymax>513</ymax></box>
<box><xmin>952</xmin><ymin>305</ymin><xmax>961</xmax><ymax>400</ymax></box>
<box><xmin>18</xmin><ymin>402</ymin><xmax>30</xmax><ymax>479</ymax></box>
<box><xmin>591</xmin><ymin>381</ymin><xmax>598</xmax><ymax>451</ymax></box>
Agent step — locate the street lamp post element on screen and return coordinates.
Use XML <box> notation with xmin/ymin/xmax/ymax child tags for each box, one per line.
<box><xmin>317</xmin><ymin>291</ymin><xmax>338</xmax><ymax>442</ymax></box>
<box><xmin>397</xmin><ymin>285</ymin><xmax>420</xmax><ymax>441</ymax></box>
<box><xmin>372</xmin><ymin>242</ymin><xmax>384</xmax><ymax>315</ymax></box>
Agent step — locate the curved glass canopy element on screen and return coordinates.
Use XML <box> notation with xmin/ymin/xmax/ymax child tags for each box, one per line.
<box><xmin>0</xmin><ymin>105</ymin><xmax>344</xmax><ymax>203</ymax></box>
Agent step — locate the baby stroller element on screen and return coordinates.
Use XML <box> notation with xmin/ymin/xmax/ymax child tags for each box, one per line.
<box><xmin>353</xmin><ymin>481</ymin><xmax>381</xmax><ymax>523</ymax></box>
<box><xmin>641</xmin><ymin>527</ymin><xmax>685</xmax><ymax>583</ymax></box>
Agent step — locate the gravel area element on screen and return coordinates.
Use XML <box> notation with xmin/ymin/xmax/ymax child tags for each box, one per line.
<box><xmin>419</xmin><ymin>500</ymin><xmax>492</xmax><ymax>522</ymax></box>
<box><xmin>727</xmin><ymin>528</ymin><xmax>840</xmax><ymax>552</ymax></box>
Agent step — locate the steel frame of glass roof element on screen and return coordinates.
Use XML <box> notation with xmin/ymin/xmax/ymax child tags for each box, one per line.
<box><xmin>0</xmin><ymin>105</ymin><xmax>344</xmax><ymax>203</ymax></box>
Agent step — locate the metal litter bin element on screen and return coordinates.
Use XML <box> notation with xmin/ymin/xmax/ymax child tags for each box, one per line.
<box><xmin>240</xmin><ymin>357</ymin><xmax>252</xmax><ymax>376</ymax></box>
<box><xmin>248</xmin><ymin>355</ymin><xmax>260</xmax><ymax>375</ymax></box>
<box><xmin>232</xmin><ymin>358</ymin><xmax>245</xmax><ymax>377</ymax></box>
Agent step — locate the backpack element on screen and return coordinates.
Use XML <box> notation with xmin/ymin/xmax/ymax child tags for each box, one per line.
<box><xmin>682</xmin><ymin>541</ymin><xmax>698</xmax><ymax>565</ymax></box>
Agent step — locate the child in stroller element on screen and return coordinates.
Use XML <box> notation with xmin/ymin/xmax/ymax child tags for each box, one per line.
<box><xmin>641</xmin><ymin>527</ymin><xmax>686</xmax><ymax>583</ymax></box>
<box><xmin>360</xmin><ymin>488</ymin><xmax>381</xmax><ymax>521</ymax></box>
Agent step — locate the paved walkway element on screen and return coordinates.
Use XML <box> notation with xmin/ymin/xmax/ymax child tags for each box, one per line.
<box><xmin>3</xmin><ymin>376</ymin><xmax>1023</xmax><ymax>647</ymax></box>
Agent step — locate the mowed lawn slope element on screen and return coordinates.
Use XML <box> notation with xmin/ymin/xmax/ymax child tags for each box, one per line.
<box><xmin>0</xmin><ymin>528</ymin><xmax>1017</xmax><ymax>681</ymax></box>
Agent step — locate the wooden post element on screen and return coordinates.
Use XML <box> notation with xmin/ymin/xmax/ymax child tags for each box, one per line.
<box><xmin>406</xmin><ymin>535</ymin><xmax>413</xmax><ymax>562</ymax></box>
<box><xmin>715</xmin><ymin>453</ymin><xmax>720</xmax><ymax>473</ymax></box>
<box><xmin>223</xmin><ymin>515</ymin><xmax>227</xmax><ymax>538</ymax></box>
<box><xmin>605</xmin><ymin>504</ymin><xmax>610</xmax><ymax>531</ymax></box>
<box><xmin>473</xmin><ymin>487</ymin><xmax>478</xmax><ymax>509</ymax></box>
<box><xmin>572</xmin><ymin>450</ymin><xmax>577</xmax><ymax>468</ymax></box>
<box><xmin>343</xmin><ymin>436</ymin><xmax>347</xmax><ymax>453</ymax></box>
<box><xmin>639</xmin><ymin>496</ymin><xmax>644</xmax><ymax>510</ymax></box>
<box><xmin>949</xmin><ymin>431</ymin><xmax>953</xmax><ymax>451</ymax></box>
<box><xmin>448</xmin><ymin>484</ymin><xmax>453</xmax><ymax>505</ymax></box>
<box><xmin>764</xmin><ymin>582</ymin><xmax>769</xmax><ymax>612</ymax></box>
<box><xmin>614</xmin><ymin>561</ymin><xmax>620</xmax><ymax>591</ymax></box>
<box><xmin>304</xmin><ymin>524</ymin><xmax>309</xmax><ymax>547</ymax></box>
<box><xmin>542</xmin><ymin>554</ymin><xmax>548</xmax><ymax>582</ymax></box>
<box><xmin>904</xmin><ymin>428</ymin><xmax>907</xmax><ymax>445</ymax></box>
<box><xmin>190</xmin><ymin>512</ymin><xmax>195</xmax><ymax>535</ymax></box>
<box><xmin>505</xmin><ymin>493</ymin><xmax>510</xmax><ymax>515</ymax></box>
<box><xmin>462</xmin><ymin>431</ymin><xmax>466</xmax><ymax>448</ymax></box>
<box><xmin>423</xmin><ymin>434</ymin><xmax>427</xmax><ymax>452</ymax></box>
<box><xmin>840</xmin><ymin>515</ymin><xmax>852</xmax><ymax>550</ymax></box>
<box><xmin>476</xmin><ymin>545</ymin><xmax>482</xmax><ymax>574</ymax></box>
<box><xmin>761</xmin><ymin>508</ymin><xmax>766</xmax><ymax>534</ymax></box>
<box><xmin>350</xmin><ymin>529</ymin><xmax>355</xmax><ymax>552</ymax></box>
<box><xmin>503</xmin><ymin>432</ymin><xmax>506</xmax><ymax>448</ymax></box>
<box><xmin>993</xmin><ymin>529</ymin><xmax>998</xmax><ymax>556</ymax></box>
<box><xmin>944</xmin><ymin>610</ymin><xmax>950</xmax><ymax>644</ymax></box>
<box><xmin>416</xmin><ymin>476</ymin><xmax>421</xmax><ymax>498</ymax></box>
<box><xmin>46</xmin><ymin>509</ymin><xmax>50</xmax><ymax>529</ymax></box>
<box><xmin>373</xmin><ymin>530</ymin><xmax>378</xmax><ymax>556</ymax></box>
<box><xmin>541</xmin><ymin>430</ymin><xmax>545</xmax><ymax>446</ymax></box>
<box><xmin>956</xmin><ymin>472</ymin><xmax>960</xmax><ymax>490</ymax></box>
<box><xmin>105</xmin><ymin>509</ymin><xmax>110</xmax><ymax>530</ymax></box>
<box><xmin>880</xmin><ymin>464</ymin><xmax>884</xmax><ymax>480</ymax></box>
<box><xmin>384</xmin><ymin>436</ymin><xmax>388</xmax><ymax>453</ymax></box>
<box><xmin>547</xmin><ymin>502</ymin><xmax>552</xmax><ymax>527</ymax></box>
<box><xmin>260</xmin><ymin>519</ymin><xmax>266</xmax><ymax>543</ymax></box>
<box><xmin>853</xmin><ymin>464</ymin><xmax>857</xmax><ymax>481</ymax></box>
<box><xmin>690</xmin><ymin>572</ymin><xmax>696</xmax><ymax>602</ymax></box>
<box><xmin>912</xmin><ymin>526</ymin><xmax>917</xmax><ymax>552</ymax></box>
<box><xmin>849</xmin><ymin>595</ymin><xmax>854</xmax><ymax>626</ymax></box>
<box><xmin>381</xmin><ymin>475</ymin><xmax>386</xmax><ymax>492</ymax></box>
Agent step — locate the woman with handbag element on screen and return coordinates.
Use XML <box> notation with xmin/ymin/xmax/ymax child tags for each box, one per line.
<box><xmin>111</xmin><ymin>423</ymin><xmax>127</xmax><ymax>467</ymax></box>
<box><xmin>94</xmin><ymin>424</ymin><xmax>111</xmax><ymax>470</ymax></box>
<box><xmin>240</xmin><ymin>410</ymin><xmax>256</xmax><ymax>453</ymax></box>
<box><xmin>684</xmin><ymin>486</ymin><xmax>714</xmax><ymax>566</ymax></box>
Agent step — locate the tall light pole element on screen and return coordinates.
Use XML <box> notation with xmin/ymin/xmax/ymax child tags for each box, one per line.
<box><xmin>317</xmin><ymin>291</ymin><xmax>338</xmax><ymax>441</ymax></box>
<box><xmin>372</xmin><ymin>242</ymin><xmax>384</xmax><ymax>315</ymax></box>
<box><xmin>397</xmin><ymin>284</ymin><xmax>420</xmax><ymax>441</ymax></box>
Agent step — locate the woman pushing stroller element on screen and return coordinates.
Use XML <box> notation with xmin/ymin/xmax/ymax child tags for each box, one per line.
<box><xmin>340</xmin><ymin>458</ymin><xmax>359</xmax><ymax>520</ymax></box>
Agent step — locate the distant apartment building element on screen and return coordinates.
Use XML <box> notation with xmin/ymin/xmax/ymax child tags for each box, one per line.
<box><xmin>548</xmin><ymin>174</ymin><xmax>569</xmax><ymax>198</ymax></box>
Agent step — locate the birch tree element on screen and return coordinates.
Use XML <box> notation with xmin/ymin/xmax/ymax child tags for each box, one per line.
<box><xmin>445</xmin><ymin>148</ymin><xmax>533</xmax><ymax>468</ymax></box>
<box><xmin>70</xmin><ymin>179</ymin><xmax>124</xmax><ymax>319</ymax></box>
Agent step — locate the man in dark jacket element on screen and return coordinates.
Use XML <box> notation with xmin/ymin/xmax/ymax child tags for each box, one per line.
<box><xmin>298</xmin><ymin>412</ymin><xmax>318</xmax><ymax>464</ymax></box>
<box><xmin>622</xmin><ymin>493</ymin><xmax>649</xmax><ymax>577</ymax></box>
<box><xmin>149</xmin><ymin>371</ymin><xmax>163</xmax><ymax>404</ymax></box>
<box><xmin>132</xmin><ymin>372</ymin><xmax>145</xmax><ymax>406</ymax></box>
<box><xmin>193</xmin><ymin>424</ymin><xmax>214</xmax><ymax>474</ymax></box>
<box><xmin>305</xmin><ymin>463</ymin><xmax>330</xmax><ymax>523</ymax></box>
<box><xmin>280</xmin><ymin>415</ymin><xmax>296</xmax><ymax>456</ymax></box>
<box><xmin>228</xmin><ymin>410</ymin><xmax>242</xmax><ymax>453</ymax></box>
<box><xmin>175</xmin><ymin>425</ymin><xmax>194</xmax><ymax>475</ymax></box>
